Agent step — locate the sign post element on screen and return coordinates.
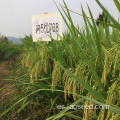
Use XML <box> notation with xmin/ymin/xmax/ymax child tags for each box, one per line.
<box><xmin>32</xmin><ymin>13</ymin><xmax>63</xmax><ymax>42</ymax></box>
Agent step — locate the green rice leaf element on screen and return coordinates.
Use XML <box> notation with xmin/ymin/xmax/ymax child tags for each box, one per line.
<box><xmin>114</xmin><ymin>0</ymin><xmax>120</xmax><ymax>13</ymax></box>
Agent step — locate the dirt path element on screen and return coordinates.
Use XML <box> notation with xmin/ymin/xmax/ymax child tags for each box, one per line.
<box><xmin>0</xmin><ymin>62</ymin><xmax>15</xmax><ymax>102</ymax></box>
<box><xmin>0</xmin><ymin>62</ymin><xmax>12</xmax><ymax>86</ymax></box>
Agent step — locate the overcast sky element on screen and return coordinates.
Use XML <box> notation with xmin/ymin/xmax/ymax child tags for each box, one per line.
<box><xmin>0</xmin><ymin>0</ymin><xmax>119</xmax><ymax>37</ymax></box>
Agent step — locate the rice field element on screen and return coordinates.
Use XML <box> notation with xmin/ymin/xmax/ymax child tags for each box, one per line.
<box><xmin>0</xmin><ymin>0</ymin><xmax>120</xmax><ymax>119</ymax></box>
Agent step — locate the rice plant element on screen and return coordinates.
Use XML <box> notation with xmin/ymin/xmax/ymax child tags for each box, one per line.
<box><xmin>0</xmin><ymin>0</ymin><xmax>120</xmax><ymax>119</ymax></box>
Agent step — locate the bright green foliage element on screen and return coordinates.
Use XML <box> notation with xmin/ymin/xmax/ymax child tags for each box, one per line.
<box><xmin>19</xmin><ymin>0</ymin><xmax>120</xmax><ymax>119</ymax></box>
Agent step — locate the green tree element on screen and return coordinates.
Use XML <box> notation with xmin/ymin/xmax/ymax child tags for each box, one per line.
<box><xmin>96</xmin><ymin>11</ymin><xmax>110</xmax><ymax>27</ymax></box>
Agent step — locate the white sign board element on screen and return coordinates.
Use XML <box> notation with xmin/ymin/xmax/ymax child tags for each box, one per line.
<box><xmin>32</xmin><ymin>13</ymin><xmax>63</xmax><ymax>42</ymax></box>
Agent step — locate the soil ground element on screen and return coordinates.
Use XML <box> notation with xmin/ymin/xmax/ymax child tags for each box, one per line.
<box><xmin>0</xmin><ymin>62</ymin><xmax>15</xmax><ymax>102</ymax></box>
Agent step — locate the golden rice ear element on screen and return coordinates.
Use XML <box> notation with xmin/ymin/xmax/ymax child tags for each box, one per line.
<box><xmin>101</xmin><ymin>56</ymin><xmax>112</xmax><ymax>86</ymax></box>
<box><xmin>52</xmin><ymin>61</ymin><xmax>63</xmax><ymax>90</ymax></box>
<box><xmin>97</xmin><ymin>109</ymin><xmax>106</xmax><ymax>120</ymax></box>
<box><xmin>64</xmin><ymin>81</ymin><xmax>68</xmax><ymax>101</ymax></box>
<box><xmin>106</xmin><ymin>81</ymin><xmax>119</xmax><ymax>105</ymax></box>
<box><xmin>110</xmin><ymin>114</ymin><xmax>120</xmax><ymax>120</ymax></box>
<box><xmin>21</xmin><ymin>59</ymin><xmax>25</xmax><ymax>67</ymax></box>
<box><xmin>30</xmin><ymin>66</ymin><xmax>35</xmax><ymax>83</ymax></box>
<box><xmin>43</xmin><ymin>53</ymin><xmax>51</xmax><ymax>74</ymax></box>
<box><xmin>72</xmin><ymin>80</ymin><xmax>77</xmax><ymax>100</ymax></box>
<box><xmin>75</xmin><ymin>62</ymin><xmax>90</xmax><ymax>94</ymax></box>
<box><xmin>30</xmin><ymin>74</ymin><xmax>33</xmax><ymax>83</ymax></box>
<box><xmin>98</xmin><ymin>81</ymin><xmax>120</xmax><ymax>120</ymax></box>
<box><xmin>63</xmin><ymin>72</ymin><xmax>72</xmax><ymax>101</ymax></box>
<box><xmin>25</xmin><ymin>53</ymin><xmax>31</xmax><ymax>67</ymax></box>
<box><xmin>22</xmin><ymin>54</ymin><xmax>27</xmax><ymax>67</ymax></box>
<box><xmin>83</xmin><ymin>95</ymin><xmax>96</xmax><ymax>120</ymax></box>
<box><xmin>34</xmin><ymin>61</ymin><xmax>41</xmax><ymax>82</ymax></box>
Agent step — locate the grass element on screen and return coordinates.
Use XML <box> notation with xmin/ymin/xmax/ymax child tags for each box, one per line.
<box><xmin>0</xmin><ymin>0</ymin><xmax>120</xmax><ymax>119</ymax></box>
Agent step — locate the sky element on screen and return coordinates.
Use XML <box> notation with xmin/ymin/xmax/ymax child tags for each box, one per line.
<box><xmin>0</xmin><ymin>0</ymin><xmax>119</xmax><ymax>37</ymax></box>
